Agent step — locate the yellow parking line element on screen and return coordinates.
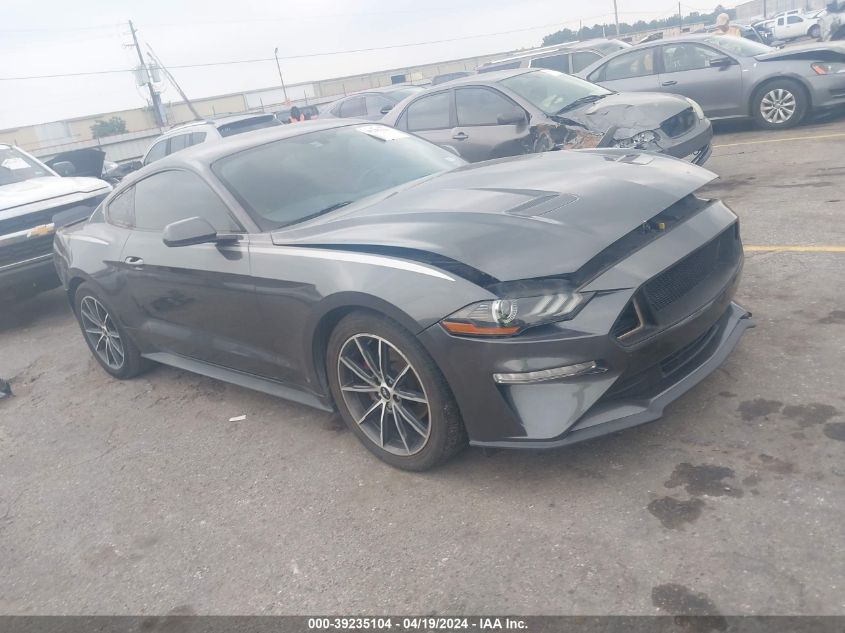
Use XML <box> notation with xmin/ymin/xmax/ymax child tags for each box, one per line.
<box><xmin>714</xmin><ymin>132</ymin><xmax>845</xmax><ymax>148</ymax></box>
<box><xmin>745</xmin><ymin>245</ymin><xmax>845</xmax><ymax>253</ymax></box>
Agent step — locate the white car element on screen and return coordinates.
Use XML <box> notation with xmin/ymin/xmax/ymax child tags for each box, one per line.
<box><xmin>772</xmin><ymin>13</ymin><xmax>821</xmax><ymax>40</ymax></box>
<box><xmin>1</xmin><ymin>145</ymin><xmax>111</xmax><ymax>297</ymax></box>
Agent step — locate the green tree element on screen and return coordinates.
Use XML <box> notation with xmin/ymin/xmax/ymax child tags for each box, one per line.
<box><xmin>90</xmin><ymin>116</ymin><xmax>128</xmax><ymax>138</ymax></box>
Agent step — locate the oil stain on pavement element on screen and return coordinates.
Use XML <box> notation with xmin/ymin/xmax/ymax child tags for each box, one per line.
<box><xmin>782</xmin><ymin>403</ymin><xmax>840</xmax><ymax>427</ymax></box>
<box><xmin>651</xmin><ymin>584</ymin><xmax>727</xmax><ymax>632</ymax></box>
<box><xmin>647</xmin><ymin>497</ymin><xmax>705</xmax><ymax>530</ymax></box>
<box><xmin>823</xmin><ymin>423</ymin><xmax>845</xmax><ymax>442</ymax></box>
<box><xmin>737</xmin><ymin>399</ymin><xmax>782</xmax><ymax>421</ymax></box>
<box><xmin>665</xmin><ymin>463</ymin><xmax>743</xmax><ymax>498</ymax></box>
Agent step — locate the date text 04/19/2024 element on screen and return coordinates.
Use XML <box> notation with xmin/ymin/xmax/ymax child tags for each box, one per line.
<box><xmin>307</xmin><ymin>617</ymin><xmax>528</xmax><ymax>630</ymax></box>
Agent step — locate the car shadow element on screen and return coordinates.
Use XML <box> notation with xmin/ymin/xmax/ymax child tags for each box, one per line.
<box><xmin>0</xmin><ymin>288</ymin><xmax>71</xmax><ymax>334</ymax></box>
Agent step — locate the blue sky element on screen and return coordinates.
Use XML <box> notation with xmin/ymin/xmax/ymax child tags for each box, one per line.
<box><xmin>1</xmin><ymin>0</ymin><xmax>729</xmax><ymax>128</ymax></box>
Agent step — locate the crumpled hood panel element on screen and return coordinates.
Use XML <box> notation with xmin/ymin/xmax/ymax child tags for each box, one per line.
<box><xmin>271</xmin><ymin>150</ymin><xmax>716</xmax><ymax>282</ymax></box>
<box><xmin>563</xmin><ymin>92</ymin><xmax>692</xmax><ymax>138</ymax></box>
<box><xmin>0</xmin><ymin>176</ymin><xmax>110</xmax><ymax>213</ymax></box>
<box><xmin>755</xmin><ymin>41</ymin><xmax>845</xmax><ymax>61</ymax></box>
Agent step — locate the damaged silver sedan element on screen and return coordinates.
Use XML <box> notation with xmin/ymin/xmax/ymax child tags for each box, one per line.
<box><xmin>381</xmin><ymin>68</ymin><xmax>712</xmax><ymax>164</ymax></box>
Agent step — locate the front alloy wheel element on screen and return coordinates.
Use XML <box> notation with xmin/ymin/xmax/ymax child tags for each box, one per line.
<box><xmin>760</xmin><ymin>88</ymin><xmax>796</xmax><ymax>125</ymax></box>
<box><xmin>337</xmin><ymin>334</ymin><xmax>431</xmax><ymax>456</ymax></box>
<box><xmin>753</xmin><ymin>80</ymin><xmax>807</xmax><ymax>129</ymax></box>
<box><xmin>327</xmin><ymin>312</ymin><xmax>467</xmax><ymax>470</ymax></box>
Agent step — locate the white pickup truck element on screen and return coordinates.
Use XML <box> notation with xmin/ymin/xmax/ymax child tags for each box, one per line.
<box><xmin>772</xmin><ymin>13</ymin><xmax>822</xmax><ymax>40</ymax></box>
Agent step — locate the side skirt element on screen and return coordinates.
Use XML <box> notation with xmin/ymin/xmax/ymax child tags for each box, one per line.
<box><xmin>143</xmin><ymin>352</ymin><xmax>335</xmax><ymax>413</ymax></box>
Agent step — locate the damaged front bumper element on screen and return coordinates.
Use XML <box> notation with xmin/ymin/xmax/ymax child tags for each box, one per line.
<box><xmin>474</xmin><ymin>301</ymin><xmax>753</xmax><ymax>450</ymax></box>
<box><xmin>419</xmin><ymin>197</ymin><xmax>752</xmax><ymax>449</ymax></box>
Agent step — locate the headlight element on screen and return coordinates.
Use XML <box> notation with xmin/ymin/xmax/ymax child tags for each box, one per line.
<box><xmin>441</xmin><ymin>285</ymin><xmax>591</xmax><ymax>337</ymax></box>
<box><xmin>686</xmin><ymin>97</ymin><xmax>705</xmax><ymax>120</ymax></box>
<box><xmin>812</xmin><ymin>61</ymin><xmax>845</xmax><ymax>74</ymax></box>
<box><xmin>612</xmin><ymin>130</ymin><xmax>659</xmax><ymax>149</ymax></box>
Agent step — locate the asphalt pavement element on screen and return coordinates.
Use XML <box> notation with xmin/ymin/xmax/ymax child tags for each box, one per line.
<box><xmin>1</xmin><ymin>115</ymin><xmax>844</xmax><ymax>616</ymax></box>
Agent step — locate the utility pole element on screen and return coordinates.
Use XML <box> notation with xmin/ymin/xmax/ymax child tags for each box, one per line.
<box><xmin>129</xmin><ymin>20</ymin><xmax>164</xmax><ymax>126</ymax></box>
<box><xmin>612</xmin><ymin>0</ymin><xmax>620</xmax><ymax>36</ymax></box>
<box><xmin>146</xmin><ymin>47</ymin><xmax>202</xmax><ymax>121</ymax></box>
<box><xmin>274</xmin><ymin>47</ymin><xmax>289</xmax><ymax>104</ymax></box>
<box><xmin>679</xmin><ymin>2</ymin><xmax>683</xmax><ymax>31</ymax></box>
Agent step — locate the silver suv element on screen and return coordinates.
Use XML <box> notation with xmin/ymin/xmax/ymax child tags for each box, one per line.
<box><xmin>478</xmin><ymin>39</ymin><xmax>631</xmax><ymax>75</ymax></box>
<box><xmin>141</xmin><ymin>113</ymin><xmax>280</xmax><ymax>166</ymax></box>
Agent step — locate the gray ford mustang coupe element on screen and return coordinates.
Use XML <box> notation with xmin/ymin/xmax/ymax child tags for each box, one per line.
<box><xmin>54</xmin><ymin>120</ymin><xmax>753</xmax><ymax>470</ymax></box>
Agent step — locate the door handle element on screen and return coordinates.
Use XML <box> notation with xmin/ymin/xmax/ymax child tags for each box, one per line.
<box><xmin>452</xmin><ymin>132</ymin><xmax>468</xmax><ymax>140</ymax></box>
<box><xmin>124</xmin><ymin>256</ymin><xmax>144</xmax><ymax>266</ymax></box>
<box><xmin>661</xmin><ymin>80</ymin><xmax>678</xmax><ymax>86</ymax></box>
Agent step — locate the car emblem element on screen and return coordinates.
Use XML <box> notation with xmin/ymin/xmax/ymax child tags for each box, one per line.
<box><xmin>28</xmin><ymin>223</ymin><xmax>56</xmax><ymax>238</ymax></box>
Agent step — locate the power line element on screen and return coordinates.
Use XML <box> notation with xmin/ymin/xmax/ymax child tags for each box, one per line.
<box><xmin>0</xmin><ymin>22</ymin><xmax>123</xmax><ymax>33</ymax></box>
<box><xmin>1</xmin><ymin>7</ymin><xmax>687</xmax><ymax>82</ymax></box>
<box><xmin>0</xmin><ymin>18</ymin><xmax>599</xmax><ymax>81</ymax></box>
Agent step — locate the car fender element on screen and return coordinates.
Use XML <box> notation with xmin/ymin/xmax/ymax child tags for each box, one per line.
<box><xmin>748</xmin><ymin>71</ymin><xmax>815</xmax><ymax>113</ymax></box>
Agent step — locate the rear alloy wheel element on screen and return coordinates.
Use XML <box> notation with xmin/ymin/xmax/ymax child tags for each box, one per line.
<box><xmin>74</xmin><ymin>282</ymin><xmax>151</xmax><ymax>379</ymax></box>
<box><xmin>753</xmin><ymin>80</ymin><xmax>807</xmax><ymax>129</ymax></box>
<box><xmin>327</xmin><ymin>312</ymin><xmax>466</xmax><ymax>470</ymax></box>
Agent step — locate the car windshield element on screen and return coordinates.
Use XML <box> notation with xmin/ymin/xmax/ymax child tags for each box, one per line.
<box><xmin>0</xmin><ymin>146</ymin><xmax>54</xmax><ymax>186</ymax></box>
<box><xmin>499</xmin><ymin>69</ymin><xmax>611</xmax><ymax>116</ymax></box>
<box><xmin>703</xmin><ymin>35</ymin><xmax>772</xmax><ymax>56</ymax></box>
<box><xmin>213</xmin><ymin>124</ymin><xmax>464</xmax><ymax>230</ymax></box>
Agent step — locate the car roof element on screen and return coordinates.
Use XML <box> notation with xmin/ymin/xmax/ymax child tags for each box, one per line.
<box><xmin>481</xmin><ymin>39</ymin><xmax>624</xmax><ymax>66</ymax></box>
<box><xmin>164</xmin><ymin>112</ymin><xmax>276</xmax><ymax>135</ymax></box>
<box><xmin>433</xmin><ymin>67</ymin><xmax>534</xmax><ymax>88</ymax></box>
<box><xmin>139</xmin><ymin>119</ymin><xmax>363</xmax><ymax>171</ymax></box>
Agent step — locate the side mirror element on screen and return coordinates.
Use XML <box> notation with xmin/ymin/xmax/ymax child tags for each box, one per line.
<box><xmin>51</xmin><ymin>161</ymin><xmax>76</xmax><ymax>177</ymax></box>
<box><xmin>380</xmin><ymin>105</ymin><xmax>394</xmax><ymax>115</ymax></box>
<box><xmin>162</xmin><ymin>217</ymin><xmax>219</xmax><ymax>247</ymax></box>
<box><xmin>497</xmin><ymin>109</ymin><xmax>528</xmax><ymax>125</ymax></box>
<box><xmin>709</xmin><ymin>56</ymin><xmax>734</xmax><ymax>68</ymax></box>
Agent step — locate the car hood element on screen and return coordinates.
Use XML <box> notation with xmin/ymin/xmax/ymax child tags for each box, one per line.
<box><xmin>755</xmin><ymin>41</ymin><xmax>845</xmax><ymax>61</ymax></box>
<box><xmin>560</xmin><ymin>92</ymin><xmax>692</xmax><ymax>137</ymax></box>
<box><xmin>0</xmin><ymin>176</ymin><xmax>110</xmax><ymax>213</ymax></box>
<box><xmin>45</xmin><ymin>148</ymin><xmax>106</xmax><ymax>178</ymax></box>
<box><xmin>271</xmin><ymin>150</ymin><xmax>716</xmax><ymax>282</ymax></box>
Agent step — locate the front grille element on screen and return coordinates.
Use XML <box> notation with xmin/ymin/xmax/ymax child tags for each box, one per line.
<box><xmin>642</xmin><ymin>227</ymin><xmax>739</xmax><ymax>313</ymax></box>
<box><xmin>660</xmin><ymin>324</ymin><xmax>718</xmax><ymax>375</ymax></box>
<box><xmin>604</xmin><ymin>322</ymin><xmax>720</xmax><ymax>401</ymax></box>
<box><xmin>0</xmin><ymin>234</ymin><xmax>54</xmax><ymax>268</ymax></box>
<box><xmin>660</xmin><ymin>107</ymin><xmax>697</xmax><ymax>138</ymax></box>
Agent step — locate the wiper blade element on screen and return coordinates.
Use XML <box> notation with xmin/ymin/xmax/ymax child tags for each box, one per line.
<box><xmin>555</xmin><ymin>94</ymin><xmax>608</xmax><ymax>115</ymax></box>
<box><xmin>282</xmin><ymin>201</ymin><xmax>354</xmax><ymax>227</ymax></box>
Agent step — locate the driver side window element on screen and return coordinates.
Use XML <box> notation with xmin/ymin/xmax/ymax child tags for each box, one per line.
<box><xmin>594</xmin><ymin>48</ymin><xmax>657</xmax><ymax>81</ymax></box>
<box><xmin>662</xmin><ymin>44</ymin><xmax>723</xmax><ymax>73</ymax></box>
<box><xmin>455</xmin><ymin>88</ymin><xmax>522</xmax><ymax>126</ymax></box>
<box><xmin>133</xmin><ymin>170</ymin><xmax>241</xmax><ymax>232</ymax></box>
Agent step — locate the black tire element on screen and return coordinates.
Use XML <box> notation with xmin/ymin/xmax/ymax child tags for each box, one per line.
<box><xmin>752</xmin><ymin>79</ymin><xmax>808</xmax><ymax>129</ymax></box>
<box><xmin>73</xmin><ymin>282</ymin><xmax>151</xmax><ymax>379</ymax></box>
<box><xmin>808</xmin><ymin>24</ymin><xmax>820</xmax><ymax>39</ymax></box>
<box><xmin>326</xmin><ymin>311</ymin><xmax>467</xmax><ymax>471</ymax></box>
